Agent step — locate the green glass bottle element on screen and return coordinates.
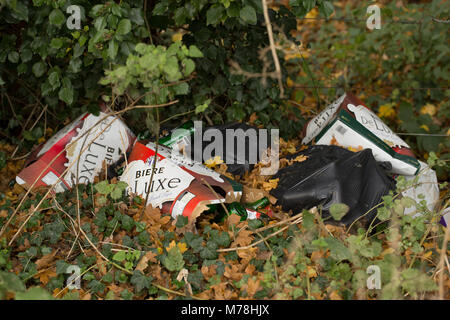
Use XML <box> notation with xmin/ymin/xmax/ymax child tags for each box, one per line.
<box><xmin>246</xmin><ymin>197</ymin><xmax>271</xmax><ymax>211</ymax></box>
<box><xmin>211</xmin><ymin>197</ymin><xmax>271</xmax><ymax>223</ymax></box>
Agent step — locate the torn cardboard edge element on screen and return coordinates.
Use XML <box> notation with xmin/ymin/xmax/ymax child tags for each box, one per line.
<box><xmin>16</xmin><ymin>104</ymin><xmax>136</xmax><ymax>193</ymax></box>
<box><xmin>302</xmin><ymin>92</ymin><xmax>420</xmax><ymax>175</ymax></box>
<box><xmin>120</xmin><ymin>141</ymin><xmax>243</xmax><ymax>220</ymax></box>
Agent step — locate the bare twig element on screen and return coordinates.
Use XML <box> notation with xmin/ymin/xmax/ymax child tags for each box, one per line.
<box><xmin>261</xmin><ymin>0</ymin><xmax>284</xmax><ymax>98</ymax></box>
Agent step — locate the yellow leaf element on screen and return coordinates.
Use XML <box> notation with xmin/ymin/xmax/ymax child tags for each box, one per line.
<box><xmin>204</xmin><ymin>156</ymin><xmax>223</xmax><ymax>168</ymax></box>
<box><xmin>421</xmin><ymin>251</ymin><xmax>433</xmax><ymax>260</ymax></box>
<box><xmin>305</xmin><ymin>8</ymin><xmax>318</xmax><ymax>20</ymax></box>
<box><xmin>420</xmin><ymin>103</ymin><xmax>436</xmax><ymax>116</ymax></box>
<box><xmin>286</xmin><ymin>77</ymin><xmax>294</xmax><ymax>87</ymax></box>
<box><xmin>262</xmin><ymin>178</ymin><xmax>279</xmax><ymax>191</ymax></box>
<box><xmin>420</xmin><ymin>124</ymin><xmax>430</xmax><ymax>132</ymax></box>
<box><xmin>165</xmin><ymin>240</ymin><xmax>176</xmax><ymax>252</ymax></box>
<box><xmin>307</xmin><ymin>266</ymin><xmax>317</xmax><ymax>278</ymax></box>
<box><xmin>172</xmin><ymin>33</ymin><xmax>183</xmax><ymax>42</ymax></box>
<box><xmin>177</xmin><ymin>242</ymin><xmax>188</xmax><ymax>254</ymax></box>
<box><xmin>378</xmin><ymin>103</ymin><xmax>396</xmax><ymax>119</ymax></box>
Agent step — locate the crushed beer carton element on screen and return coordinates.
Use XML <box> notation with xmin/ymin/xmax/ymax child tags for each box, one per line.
<box><xmin>302</xmin><ymin>93</ymin><xmax>420</xmax><ymax>175</ymax></box>
<box><xmin>120</xmin><ymin>141</ymin><xmax>242</xmax><ymax>220</ymax></box>
<box><xmin>16</xmin><ymin>107</ymin><xmax>135</xmax><ymax>192</ymax></box>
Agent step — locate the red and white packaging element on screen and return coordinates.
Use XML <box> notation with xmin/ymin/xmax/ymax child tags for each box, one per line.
<box><xmin>16</xmin><ymin>105</ymin><xmax>135</xmax><ymax>192</ymax></box>
<box><xmin>120</xmin><ymin>141</ymin><xmax>242</xmax><ymax>220</ymax></box>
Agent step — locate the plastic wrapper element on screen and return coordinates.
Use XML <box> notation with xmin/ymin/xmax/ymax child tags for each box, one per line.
<box><xmin>16</xmin><ymin>107</ymin><xmax>135</xmax><ymax>192</ymax></box>
<box><xmin>270</xmin><ymin>145</ymin><xmax>395</xmax><ymax>226</ymax></box>
<box><xmin>119</xmin><ymin>141</ymin><xmax>242</xmax><ymax>220</ymax></box>
<box><xmin>401</xmin><ymin>161</ymin><xmax>440</xmax><ymax>217</ymax></box>
<box><xmin>302</xmin><ymin>93</ymin><xmax>420</xmax><ymax>175</ymax></box>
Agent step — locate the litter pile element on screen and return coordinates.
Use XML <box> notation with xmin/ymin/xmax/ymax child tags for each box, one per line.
<box><xmin>16</xmin><ymin>93</ymin><xmax>447</xmax><ymax>228</ymax></box>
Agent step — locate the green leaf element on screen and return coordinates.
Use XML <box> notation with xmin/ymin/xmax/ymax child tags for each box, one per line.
<box><xmin>50</xmin><ymin>38</ymin><xmax>63</xmax><ymax>49</ymax></box>
<box><xmin>200</xmin><ymin>241</ymin><xmax>218</xmax><ymax>260</ymax></box>
<box><xmin>116</xmin><ymin>19</ymin><xmax>132</xmax><ymax>35</ymax></box>
<box><xmin>113</xmin><ymin>250</ymin><xmax>127</xmax><ymax>262</ymax></box>
<box><xmin>183</xmin><ymin>58</ymin><xmax>195</xmax><ymax>76</ymax></box>
<box><xmin>8</xmin><ymin>51</ymin><xmax>19</xmax><ymax>63</ymax></box>
<box><xmin>94</xmin><ymin>180</ymin><xmax>113</xmax><ymax>195</ymax></box>
<box><xmin>329</xmin><ymin>203</ymin><xmax>349</xmax><ymax>221</ymax></box>
<box><xmin>195</xmin><ymin>99</ymin><xmax>211</xmax><ymax>114</ymax></box>
<box><xmin>175</xmin><ymin>215</ymin><xmax>188</xmax><ymax>228</ymax></box>
<box><xmin>58</xmin><ymin>86</ymin><xmax>74</xmax><ymax>105</ymax></box>
<box><xmin>49</xmin><ymin>8</ymin><xmax>65</xmax><ymax>27</ymax></box>
<box><xmin>206</xmin><ymin>5</ymin><xmax>224</xmax><ymax>26</ymax></box>
<box><xmin>15</xmin><ymin>287</ymin><xmax>53</xmax><ymax>300</ymax></box>
<box><xmin>325</xmin><ymin>238</ymin><xmax>351</xmax><ymax>262</ymax></box>
<box><xmin>163</xmin><ymin>247</ymin><xmax>185</xmax><ymax>272</ymax></box>
<box><xmin>188</xmin><ymin>45</ymin><xmax>203</xmax><ymax>58</ymax></box>
<box><xmin>110</xmin><ymin>184</ymin><xmax>124</xmax><ymax>200</ymax></box>
<box><xmin>304</xmin><ymin>0</ymin><xmax>316</xmax><ymax>12</ymax></box>
<box><xmin>319</xmin><ymin>1</ymin><xmax>334</xmax><ymax>17</ymax></box>
<box><xmin>130</xmin><ymin>270</ymin><xmax>152</xmax><ymax>292</ymax></box>
<box><xmin>48</xmin><ymin>71</ymin><xmax>60</xmax><ymax>89</ymax></box>
<box><xmin>0</xmin><ymin>271</ymin><xmax>26</xmax><ymax>299</ymax></box>
<box><xmin>20</xmin><ymin>49</ymin><xmax>32</xmax><ymax>62</ymax></box>
<box><xmin>240</xmin><ymin>6</ymin><xmax>257</xmax><ymax>25</ymax></box>
<box><xmin>32</xmin><ymin>61</ymin><xmax>46</xmax><ymax>78</ymax></box>
<box><xmin>121</xmin><ymin>215</ymin><xmax>135</xmax><ymax>232</ymax></box>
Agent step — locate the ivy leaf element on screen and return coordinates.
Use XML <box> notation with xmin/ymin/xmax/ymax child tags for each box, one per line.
<box><xmin>0</xmin><ymin>271</ymin><xmax>26</xmax><ymax>299</ymax></box>
<box><xmin>200</xmin><ymin>240</ymin><xmax>218</xmax><ymax>260</ymax></box>
<box><xmin>175</xmin><ymin>215</ymin><xmax>188</xmax><ymax>228</ymax></box>
<box><xmin>121</xmin><ymin>215</ymin><xmax>135</xmax><ymax>232</ymax></box>
<box><xmin>113</xmin><ymin>250</ymin><xmax>127</xmax><ymax>262</ymax></box>
<box><xmin>329</xmin><ymin>203</ymin><xmax>349</xmax><ymax>221</ymax></box>
<box><xmin>240</xmin><ymin>6</ymin><xmax>257</xmax><ymax>25</ymax></box>
<box><xmin>15</xmin><ymin>287</ymin><xmax>53</xmax><ymax>300</ymax></box>
<box><xmin>117</xmin><ymin>19</ymin><xmax>132</xmax><ymax>35</ymax></box>
<box><xmin>94</xmin><ymin>180</ymin><xmax>113</xmax><ymax>195</ymax></box>
<box><xmin>212</xmin><ymin>231</ymin><xmax>231</xmax><ymax>248</ymax></box>
<box><xmin>130</xmin><ymin>270</ymin><xmax>152</xmax><ymax>292</ymax></box>
<box><xmin>163</xmin><ymin>246</ymin><xmax>185</xmax><ymax>272</ymax></box>
<box><xmin>110</xmin><ymin>184</ymin><xmax>124</xmax><ymax>200</ymax></box>
<box><xmin>325</xmin><ymin>237</ymin><xmax>351</xmax><ymax>262</ymax></box>
<box><xmin>49</xmin><ymin>8</ymin><xmax>65</xmax><ymax>28</ymax></box>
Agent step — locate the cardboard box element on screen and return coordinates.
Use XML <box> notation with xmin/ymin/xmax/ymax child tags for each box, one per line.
<box><xmin>16</xmin><ymin>107</ymin><xmax>135</xmax><ymax>192</ymax></box>
<box><xmin>120</xmin><ymin>141</ymin><xmax>242</xmax><ymax>220</ymax></box>
<box><xmin>302</xmin><ymin>93</ymin><xmax>420</xmax><ymax>175</ymax></box>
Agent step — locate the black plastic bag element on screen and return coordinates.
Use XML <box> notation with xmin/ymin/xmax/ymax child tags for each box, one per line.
<box><xmin>270</xmin><ymin>145</ymin><xmax>395</xmax><ymax>226</ymax></box>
